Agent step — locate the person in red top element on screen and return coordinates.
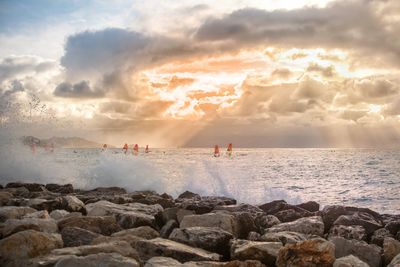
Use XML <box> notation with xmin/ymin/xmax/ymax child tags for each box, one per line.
<box><xmin>214</xmin><ymin>145</ymin><xmax>220</xmax><ymax>157</ymax></box>
<box><xmin>133</xmin><ymin>144</ymin><xmax>139</xmax><ymax>155</ymax></box>
<box><xmin>227</xmin><ymin>143</ymin><xmax>233</xmax><ymax>157</ymax></box>
<box><xmin>123</xmin><ymin>143</ymin><xmax>128</xmax><ymax>154</ymax></box>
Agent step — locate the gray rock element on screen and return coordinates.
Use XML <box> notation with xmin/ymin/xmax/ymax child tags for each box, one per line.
<box><xmin>177</xmin><ymin>209</ymin><xmax>195</xmax><ymax>223</ymax></box>
<box><xmin>261</xmin><ymin>231</ymin><xmax>308</xmax><ymax>245</ymax></box>
<box><xmin>235</xmin><ymin>212</ymin><xmax>257</xmax><ymax>239</ymax></box>
<box><xmin>54</xmin><ymin>252</ymin><xmax>140</xmax><ymax>267</ymax></box>
<box><xmin>333</xmin><ymin>255</ymin><xmax>369</xmax><ymax>267</ymax></box>
<box><xmin>45</xmin><ymin>183</ymin><xmax>73</xmax><ymax>194</ymax></box>
<box><xmin>213</xmin><ymin>204</ymin><xmax>264</xmax><ymax>217</ymax></box>
<box><xmin>50</xmin><ymin>210</ymin><xmax>70</xmax><ymax>220</ymax></box>
<box><xmin>330</xmin><ymin>236</ymin><xmax>382</xmax><ymax>267</ymax></box>
<box><xmin>334</xmin><ymin>212</ymin><xmax>383</xmax><ymax>235</ymax></box>
<box><xmin>231</xmin><ymin>239</ymin><xmax>282</xmax><ymax>266</ymax></box>
<box><xmin>91</xmin><ymin>234</ymin><xmax>144</xmax><ymax>248</ymax></box>
<box><xmin>371</xmin><ymin>228</ymin><xmax>393</xmax><ymax>247</ymax></box>
<box><xmin>144</xmin><ymin>257</ymin><xmax>266</xmax><ymax>267</ymax></box>
<box><xmin>384</xmin><ymin>237</ymin><xmax>400</xmax><ymax>265</ymax></box>
<box><xmin>0</xmin><ymin>206</ymin><xmax>37</xmax><ymax>222</ymax></box>
<box><xmin>180</xmin><ymin>213</ymin><xmax>237</xmax><ymax>236</ymax></box>
<box><xmin>274</xmin><ymin>209</ymin><xmax>306</xmax><ymax>223</ymax></box>
<box><xmin>169</xmin><ymin>227</ymin><xmax>233</xmax><ymax>258</ymax></box>
<box><xmin>135</xmin><ymin>237</ymin><xmax>221</xmax><ymax>262</ymax></box>
<box><xmin>0</xmin><ymin>191</ymin><xmax>13</xmax><ymax>206</ymax></box>
<box><xmin>255</xmin><ymin>215</ymin><xmax>281</xmax><ymax>231</ymax></box>
<box><xmin>388</xmin><ymin>253</ymin><xmax>400</xmax><ymax>267</ymax></box>
<box><xmin>0</xmin><ymin>230</ymin><xmax>62</xmax><ymax>267</ymax></box>
<box><xmin>60</xmin><ymin>195</ymin><xmax>86</xmax><ymax>213</ymax></box>
<box><xmin>247</xmin><ymin>231</ymin><xmax>261</xmax><ymax>241</ymax></box>
<box><xmin>163</xmin><ymin>207</ymin><xmax>178</xmax><ymax>223</ymax></box>
<box><xmin>58</xmin><ymin>215</ymin><xmax>122</xmax><ymax>235</ymax></box>
<box><xmin>386</xmin><ymin>221</ymin><xmax>400</xmax><ymax>236</ymax></box>
<box><xmin>61</xmin><ymin>227</ymin><xmax>101</xmax><ymax>247</ymax></box>
<box><xmin>177</xmin><ymin>196</ymin><xmax>236</xmax><ymax>214</ymax></box>
<box><xmin>265</xmin><ymin>216</ymin><xmax>324</xmax><ymax>237</ymax></box>
<box><xmin>112</xmin><ymin>226</ymin><xmax>160</xmax><ymax>239</ymax></box>
<box><xmin>2</xmin><ymin>218</ymin><xmax>58</xmax><ymax>237</ymax></box>
<box><xmin>296</xmin><ymin>201</ymin><xmax>320</xmax><ymax>212</ymax></box>
<box><xmin>160</xmin><ymin>220</ymin><xmax>178</xmax><ymax>238</ymax></box>
<box><xmin>22</xmin><ymin>210</ymin><xmax>50</xmax><ymax>219</ymax></box>
<box><xmin>328</xmin><ymin>225</ymin><xmax>367</xmax><ymax>241</ymax></box>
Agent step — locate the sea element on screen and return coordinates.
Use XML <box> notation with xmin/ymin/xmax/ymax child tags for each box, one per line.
<box><xmin>0</xmin><ymin>146</ymin><xmax>399</xmax><ymax>214</ymax></box>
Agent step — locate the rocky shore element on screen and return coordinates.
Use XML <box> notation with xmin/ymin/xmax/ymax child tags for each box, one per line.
<box><xmin>0</xmin><ymin>182</ymin><xmax>399</xmax><ymax>267</ymax></box>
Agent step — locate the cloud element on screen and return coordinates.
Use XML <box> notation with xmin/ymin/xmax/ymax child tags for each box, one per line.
<box><xmin>54</xmin><ymin>81</ymin><xmax>104</xmax><ymax>98</ymax></box>
<box><xmin>306</xmin><ymin>63</ymin><xmax>336</xmax><ymax>77</ymax></box>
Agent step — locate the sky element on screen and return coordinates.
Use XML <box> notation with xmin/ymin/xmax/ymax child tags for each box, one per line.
<box><xmin>1</xmin><ymin>0</ymin><xmax>400</xmax><ymax>147</ymax></box>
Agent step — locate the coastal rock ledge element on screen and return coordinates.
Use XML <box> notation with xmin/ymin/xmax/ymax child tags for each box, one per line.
<box><xmin>0</xmin><ymin>182</ymin><xmax>399</xmax><ymax>267</ymax></box>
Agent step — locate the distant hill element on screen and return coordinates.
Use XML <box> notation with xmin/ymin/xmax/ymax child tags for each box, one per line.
<box><xmin>21</xmin><ymin>136</ymin><xmax>105</xmax><ymax>148</ymax></box>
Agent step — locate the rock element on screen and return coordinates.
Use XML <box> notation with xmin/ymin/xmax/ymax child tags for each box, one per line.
<box><xmin>85</xmin><ymin>186</ymin><xmax>127</xmax><ymax>195</ymax></box>
<box><xmin>112</xmin><ymin>226</ymin><xmax>160</xmax><ymax>239</ymax></box>
<box><xmin>274</xmin><ymin>209</ymin><xmax>305</xmax><ymax>223</ymax></box>
<box><xmin>386</xmin><ymin>221</ymin><xmax>400</xmax><ymax>236</ymax></box>
<box><xmin>61</xmin><ymin>195</ymin><xmax>86</xmax><ymax>213</ymax></box>
<box><xmin>53</xmin><ymin>252</ymin><xmax>140</xmax><ymax>267</ymax></box>
<box><xmin>330</xmin><ymin>236</ymin><xmax>382</xmax><ymax>267</ymax></box>
<box><xmin>91</xmin><ymin>234</ymin><xmax>144</xmax><ymax>248</ymax></box>
<box><xmin>6</xmin><ymin>182</ymin><xmax>46</xmax><ymax>192</ymax></box>
<box><xmin>384</xmin><ymin>237</ymin><xmax>400</xmax><ymax>265</ymax></box>
<box><xmin>0</xmin><ymin>206</ymin><xmax>37</xmax><ymax>222</ymax></box>
<box><xmin>328</xmin><ymin>225</ymin><xmax>367</xmax><ymax>241</ymax></box>
<box><xmin>296</xmin><ymin>201</ymin><xmax>320</xmax><ymax>212</ymax></box>
<box><xmin>213</xmin><ymin>204</ymin><xmax>264</xmax><ymax>217</ymax></box>
<box><xmin>0</xmin><ymin>230</ymin><xmax>62</xmax><ymax>267</ymax></box>
<box><xmin>170</xmin><ymin>227</ymin><xmax>233</xmax><ymax>258</ymax></box>
<box><xmin>248</xmin><ymin>231</ymin><xmax>262</xmax><ymax>241</ymax></box>
<box><xmin>371</xmin><ymin>228</ymin><xmax>393</xmax><ymax>247</ymax></box>
<box><xmin>50</xmin><ymin>209</ymin><xmax>70</xmax><ymax>220</ymax></box>
<box><xmin>177</xmin><ymin>196</ymin><xmax>236</xmax><ymax>214</ymax></box>
<box><xmin>86</xmin><ymin>200</ymin><xmax>161</xmax><ymax>229</ymax></box>
<box><xmin>144</xmin><ymin>257</ymin><xmax>266</xmax><ymax>267</ymax></box>
<box><xmin>4</xmin><ymin>186</ymin><xmax>30</xmax><ymax>198</ymax></box>
<box><xmin>180</xmin><ymin>213</ymin><xmax>237</xmax><ymax>236</ymax></box>
<box><xmin>58</xmin><ymin>215</ymin><xmax>122</xmax><ymax>235</ymax></box>
<box><xmin>255</xmin><ymin>215</ymin><xmax>281</xmax><ymax>231</ymax></box>
<box><xmin>276</xmin><ymin>238</ymin><xmax>335</xmax><ymax>267</ymax></box>
<box><xmin>133</xmin><ymin>194</ymin><xmax>175</xmax><ymax>209</ymax></box>
<box><xmin>135</xmin><ymin>238</ymin><xmax>221</xmax><ymax>262</ymax></box>
<box><xmin>265</xmin><ymin>216</ymin><xmax>324</xmax><ymax>237</ymax></box>
<box><xmin>178</xmin><ymin>191</ymin><xmax>201</xmax><ymax>199</ymax></box>
<box><xmin>0</xmin><ymin>191</ymin><xmax>13</xmax><ymax>206</ymax></box>
<box><xmin>177</xmin><ymin>209</ymin><xmax>195</xmax><ymax>223</ymax></box>
<box><xmin>45</xmin><ymin>183</ymin><xmax>74</xmax><ymax>194</ymax></box>
<box><xmin>235</xmin><ymin>212</ymin><xmax>257</xmax><ymax>239</ymax></box>
<box><xmin>163</xmin><ymin>207</ymin><xmax>178</xmax><ymax>223</ymax></box>
<box><xmin>261</xmin><ymin>231</ymin><xmax>308</xmax><ymax>245</ymax></box>
<box><xmin>28</xmin><ymin>196</ymin><xmax>86</xmax><ymax>214</ymax></box>
<box><xmin>61</xmin><ymin>227</ymin><xmax>101</xmax><ymax>247</ymax></box>
<box><xmin>22</xmin><ymin>210</ymin><xmax>50</xmax><ymax>219</ymax></box>
<box><xmin>333</xmin><ymin>255</ymin><xmax>369</xmax><ymax>267</ymax></box>
<box><xmin>258</xmin><ymin>200</ymin><xmax>287</xmax><ymax>214</ymax></box>
<box><xmin>388</xmin><ymin>253</ymin><xmax>400</xmax><ymax>267</ymax></box>
<box><xmin>2</xmin><ymin>218</ymin><xmax>58</xmax><ymax>237</ymax></box>
<box><xmin>161</xmin><ymin>220</ymin><xmax>178</xmax><ymax>238</ymax></box>
<box><xmin>333</xmin><ymin>212</ymin><xmax>383</xmax><ymax>235</ymax></box>
<box><xmin>231</xmin><ymin>239</ymin><xmax>282</xmax><ymax>266</ymax></box>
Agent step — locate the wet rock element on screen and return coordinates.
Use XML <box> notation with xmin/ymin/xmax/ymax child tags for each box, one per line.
<box><xmin>0</xmin><ymin>191</ymin><xmax>13</xmax><ymax>206</ymax></box>
<box><xmin>160</xmin><ymin>219</ymin><xmax>178</xmax><ymax>238</ymax></box>
<box><xmin>330</xmin><ymin>236</ymin><xmax>382</xmax><ymax>267</ymax></box>
<box><xmin>384</xmin><ymin>237</ymin><xmax>400</xmax><ymax>265</ymax></box>
<box><xmin>248</xmin><ymin>231</ymin><xmax>261</xmax><ymax>241</ymax></box>
<box><xmin>265</xmin><ymin>216</ymin><xmax>324</xmax><ymax>237</ymax></box>
<box><xmin>178</xmin><ymin>191</ymin><xmax>201</xmax><ymax>200</ymax></box>
<box><xmin>333</xmin><ymin>255</ymin><xmax>369</xmax><ymax>267</ymax></box>
<box><xmin>112</xmin><ymin>226</ymin><xmax>160</xmax><ymax>239</ymax></box>
<box><xmin>371</xmin><ymin>228</ymin><xmax>393</xmax><ymax>247</ymax></box>
<box><xmin>53</xmin><ymin>252</ymin><xmax>140</xmax><ymax>267</ymax></box>
<box><xmin>386</xmin><ymin>221</ymin><xmax>400</xmax><ymax>236</ymax></box>
<box><xmin>135</xmin><ymin>237</ymin><xmax>221</xmax><ymax>262</ymax></box>
<box><xmin>333</xmin><ymin>211</ymin><xmax>383</xmax><ymax>235</ymax></box>
<box><xmin>177</xmin><ymin>209</ymin><xmax>195</xmax><ymax>223</ymax></box>
<box><xmin>258</xmin><ymin>200</ymin><xmax>287</xmax><ymax>214</ymax></box>
<box><xmin>50</xmin><ymin>209</ymin><xmax>70</xmax><ymax>220</ymax></box>
<box><xmin>235</xmin><ymin>212</ymin><xmax>257</xmax><ymax>239</ymax></box>
<box><xmin>2</xmin><ymin>218</ymin><xmax>58</xmax><ymax>237</ymax></box>
<box><xmin>177</xmin><ymin>196</ymin><xmax>236</xmax><ymax>214</ymax></box>
<box><xmin>6</xmin><ymin>182</ymin><xmax>46</xmax><ymax>192</ymax></box>
<box><xmin>328</xmin><ymin>225</ymin><xmax>367</xmax><ymax>241</ymax></box>
<box><xmin>276</xmin><ymin>238</ymin><xmax>335</xmax><ymax>267</ymax></box>
<box><xmin>255</xmin><ymin>215</ymin><xmax>281</xmax><ymax>231</ymax></box>
<box><xmin>170</xmin><ymin>227</ymin><xmax>233</xmax><ymax>258</ymax></box>
<box><xmin>45</xmin><ymin>183</ymin><xmax>74</xmax><ymax>194</ymax></box>
<box><xmin>0</xmin><ymin>230</ymin><xmax>62</xmax><ymax>267</ymax></box>
<box><xmin>231</xmin><ymin>239</ymin><xmax>282</xmax><ymax>266</ymax></box>
<box><xmin>180</xmin><ymin>213</ymin><xmax>237</xmax><ymax>236</ymax></box>
<box><xmin>296</xmin><ymin>201</ymin><xmax>320</xmax><ymax>212</ymax></box>
<box><xmin>58</xmin><ymin>215</ymin><xmax>122</xmax><ymax>235</ymax></box>
<box><xmin>388</xmin><ymin>253</ymin><xmax>400</xmax><ymax>267</ymax></box>
<box><xmin>22</xmin><ymin>210</ymin><xmax>50</xmax><ymax>219</ymax></box>
<box><xmin>261</xmin><ymin>231</ymin><xmax>308</xmax><ymax>245</ymax></box>
<box><xmin>0</xmin><ymin>206</ymin><xmax>37</xmax><ymax>222</ymax></box>
<box><xmin>61</xmin><ymin>227</ymin><xmax>101</xmax><ymax>247</ymax></box>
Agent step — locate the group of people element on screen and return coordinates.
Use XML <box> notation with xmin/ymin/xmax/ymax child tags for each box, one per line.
<box><xmin>214</xmin><ymin>143</ymin><xmax>233</xmax><ymax>157</ymax></box>
<box><xmin>115</xmin><ymin>143</ymin><xmax>150</xmax><ymax>155</ymax></box>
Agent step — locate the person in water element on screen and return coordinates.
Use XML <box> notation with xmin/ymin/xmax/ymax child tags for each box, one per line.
<box><xmin>227</xmin><ymin>143</ymin><xmax>233</xmax><ymax>157</ymax></box>
<box><xmin>145</xmin><ymin>145</ymin><xmax>149</xmax><ymax>153</ymax></box>
<box><xmin>123</xmin><ymin>143</ymin><xmax>128</xmax><ymax>154</ymax></box>
<box><xmin>214</xmin><ymin>145</ymin><xmax>220</xmax><ymax>157</ymax></box>
<box><xmin>102</xmin><ymin>144</ymin><xmax>108</xmax><ymax>152</ymax></box>
<box><xmin>133</xmin><ymin>144</ymin><xmax>139</xmax><ymax>155</ymax></box>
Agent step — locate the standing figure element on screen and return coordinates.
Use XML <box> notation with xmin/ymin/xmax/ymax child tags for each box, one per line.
<box><xmin>227</xmin><ymin>143</ymin><xmax>233</xmax><ymax>157</ymax></box>
<box><xmin>123</xmin><ymin>143</ymin><xmax>128</xmax><ymax>154</ymax></box>
<box><xmin>31</xmin><ymin>142</ymin><xmax>36</xmax><ymax>154</ymax></box>
<box><xmin>145</xmin><ymin>145</ymin><xmax>149</xmax><ymax>153</ymax></box>
<box><xmin>133</xmin><ymin>144</ymin><xmax>139</xmax><ymax>155</ymax></box>
<box><xmin>214</xmin><ymin>145</ymin><xmax>220</xmax><ymax>157</ymax></box>
<box><xmin>102</xmin><ymin>144</ymin><xmax>108</xmax><ymax>152</ymax></box>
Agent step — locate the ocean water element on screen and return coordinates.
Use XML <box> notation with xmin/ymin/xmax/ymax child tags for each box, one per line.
<box><xmin>0</xmin><ymin>147</ymin><xmax>399</xmax><ymax>214</ymax></box>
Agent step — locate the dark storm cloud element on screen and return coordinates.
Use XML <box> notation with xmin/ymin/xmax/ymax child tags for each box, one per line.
<box><xmin>54</xmin><ymin>81</ymin><xmax>104</xmax><ymax>98</ymax></box>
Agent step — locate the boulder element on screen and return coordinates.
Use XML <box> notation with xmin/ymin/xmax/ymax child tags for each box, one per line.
<box><xmin>333</xmin><ymin>212</ymin><xmax>383</xmax><ymax>235</ymax></box>
<box><xmin>235</xmin><ymin>212</ymin><xmax>257</xmax><ymax>239</ymax></box>
<box><xmin>213</xmin><ymin>204</ymin><xmax>264</xmax><ymax>217</ymax></box>
<box><xmin>258</xmin><ymin>200</ymin><xmax>287</xmax><ymax>214</ymax></box>
<box><xmin>265</xmin><ymin>216</ymin><xmax>324</xmax><ymax>237</ymax></box>
<box><xmin>4</xmin><ymin>186</ymin><xmax>30</xmax><ymax>198</ymax></box>
<box><xmin>177</xmin><ymin>196</ymin><xmax>236</xmax><ymax>214</ymax></box>
<box><xmin>29</xmin><ymin>196</ymin><xmax>86</xmax><ymax>213</ymax></box>
<box><xmin>248</xmin><ymin>232</ymin><xmax>262</xmax><ymax>241</ymax></box>
<box><xmin>0</xmin><ymin>206</ymin><xmax>37</xmax><ymax>222</ymax></box>
<box><xmin>2</xmin><ymin>218</ymin><xmax>58</xmax><ymax>237</ymax></box>
<box><xmin>330</xmin><ymin>236</ymin><xmax>382</xmax><ymax>267</ymax></box>
<box><xmin>255</xmin><ymin>215</ymin><xmax>281</xmax><ymax>231</ymax></box>
<box><xmin>60</xmin><ymin>195</ymin><xmax>86</xmax><ymax>213</ymax></box>
<box><xmin>132</xmin><ymin>194</ymin><xmax>175</xmax><ymax>209</ymax></box>
<box><xmin>50</xmin><ymin>209</ymin><xmax>70</xmax><ymax>220</ymax></box>
<box><xmin>144</xmin><ymin>257</ymin><xmax>266</xmax><ymax>266</ymax></box>
<box><xmin>333</xmin><ymin>255</ymin><xmax>369</xmax><ymax>267</ymax></box>
<box><xmin>112</xmin><ymin>226</ymin><xmax>160</xmax><ymax>239</ymax></box>
<box><xmin>6</xmin><ymin>182</ymin><xmax>46</xmax><ymax>192</ymax></box>
<box><xmin>160</xmin><ymin>220</ymin><xmax>179</xmax><ymax>238</ymax></box>
<box><xmin>180</xmin><ymin>213</ymin><xmax>237</xmax><ymax>236</ymax></box>
<box><xmin>388</xmin><ymin>253</ymin><xmax>400</xmax><ymax>267</ymax></box>
<box><xmin>0</xmin><ymin>191</ymin><xmax>13</xmax><ymax>206</ymax></box>
<box><xmin>58</xmin><ymin>215</ymin><xmax>121</xmax><ymax>235</ymax></box>
<box><xmin>384</xmin><ymin>237</ymin><xmax>400</xmax><ymax>265</ymax></box>
<box><xmin>163</xmin><ymin>207</ymin><xmax>178</xmax><ymax>223</ymax></box>
<box><xmin>371</xmin><ymin>228</ymin><xmax>393</xmax><ymax>247</ymax></box>
<box><xmin>296</xmin><ymin>201</ymin><xmax>320</xmax><ymax>212</ymax></box>
<box><xmin>22</xmin><ymin>210</ymin><xmax>50</xmax><ymax>219</ymax></box>
<box><xmin>276</xmin><ymin>238</ymin><xmax>335</xmax><ymax>267</ymax></box>
<box><xmin>61</xmin><ymin>227</ymin><xmax>101</xmax><ymax>247</ymax></box>
<box><xmin>386</xmin><ymin>221</ymin><xmax>400</xmax><ymax>236</ymax></box>
<box><xmin>45</xmin><ymin>183</ymin><xmax>74</xmax><ymax>194</ymax></box>
<box><xmin>135</xmin><ymin>238</ymin><xmax>221</xmax><ymax>262</ymax></box>
<box><xmin>0</xmin><ymin>230</ymin><xmax>62</xmax><ymax>267</ymax></box>
<box><xmin>177</xmin><ymin>191</ymin><xmax>201</xmax><ymax>199</ymax></box>
<box><xmin>328</xmin><ymin>225</ymin><xmax>367</xmax><ymax>241</ymax></box>
<box><xmin>274</xmin><ymin>209</ymin><xmax>305</xmax><ymax>223</ymax></box>
<box><xmin>169</xmin><ymin>227</ymin><xmax>233</xmax><ymax>258</ymax></box>
<box><xmin>53</xmin><ymin>252</ymin><xmax>140</xmax><ymax>267</ymax></box>
<box><xmin>261</xmin><ymin>231</ymin><xmax>308</xmax><ymax>245</ymax></box>
<box><xmin>91</xmin><ymin>234</ymin><xmax>144</xmax><ymax>248</ymax></box>
<box><xmin>230</xmin><ymin>239</ymin><xmax>282</xmax><ymax>266</ymax></box>
<box><xmin>177</xmin><ymin>209</ymin><xmax>195</xmax><ymax>223</ymax></box>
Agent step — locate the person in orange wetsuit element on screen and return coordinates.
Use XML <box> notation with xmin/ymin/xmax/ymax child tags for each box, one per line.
<box><xmin>123</xmin><ymin>143</ymin><xmax>128</xmax><ymax>154</ymax></box>
<box><xmin>227</xmin><ymin>143</ymin><xmax>233</xmax><ymax>157</ymax></box>
<box><xmin>145</xmin><ymin>145</ymin><xmax>149</xmax><ymax>153</ymax></box>
<box><xmin>214</xmin><ymin>145</ymin><xmax>220</xmax><ymax>157</ymax></box>
<box><xmin>133</xmin><ymin>144</ymin><xmax>139</xmax><ymax>155</ymax></box>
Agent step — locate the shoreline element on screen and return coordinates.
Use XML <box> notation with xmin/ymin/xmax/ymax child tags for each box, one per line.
<box><xmin>0</xmin><ymin>182</ymin><xmax>399</xmax><ymax>266</ymax></box>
